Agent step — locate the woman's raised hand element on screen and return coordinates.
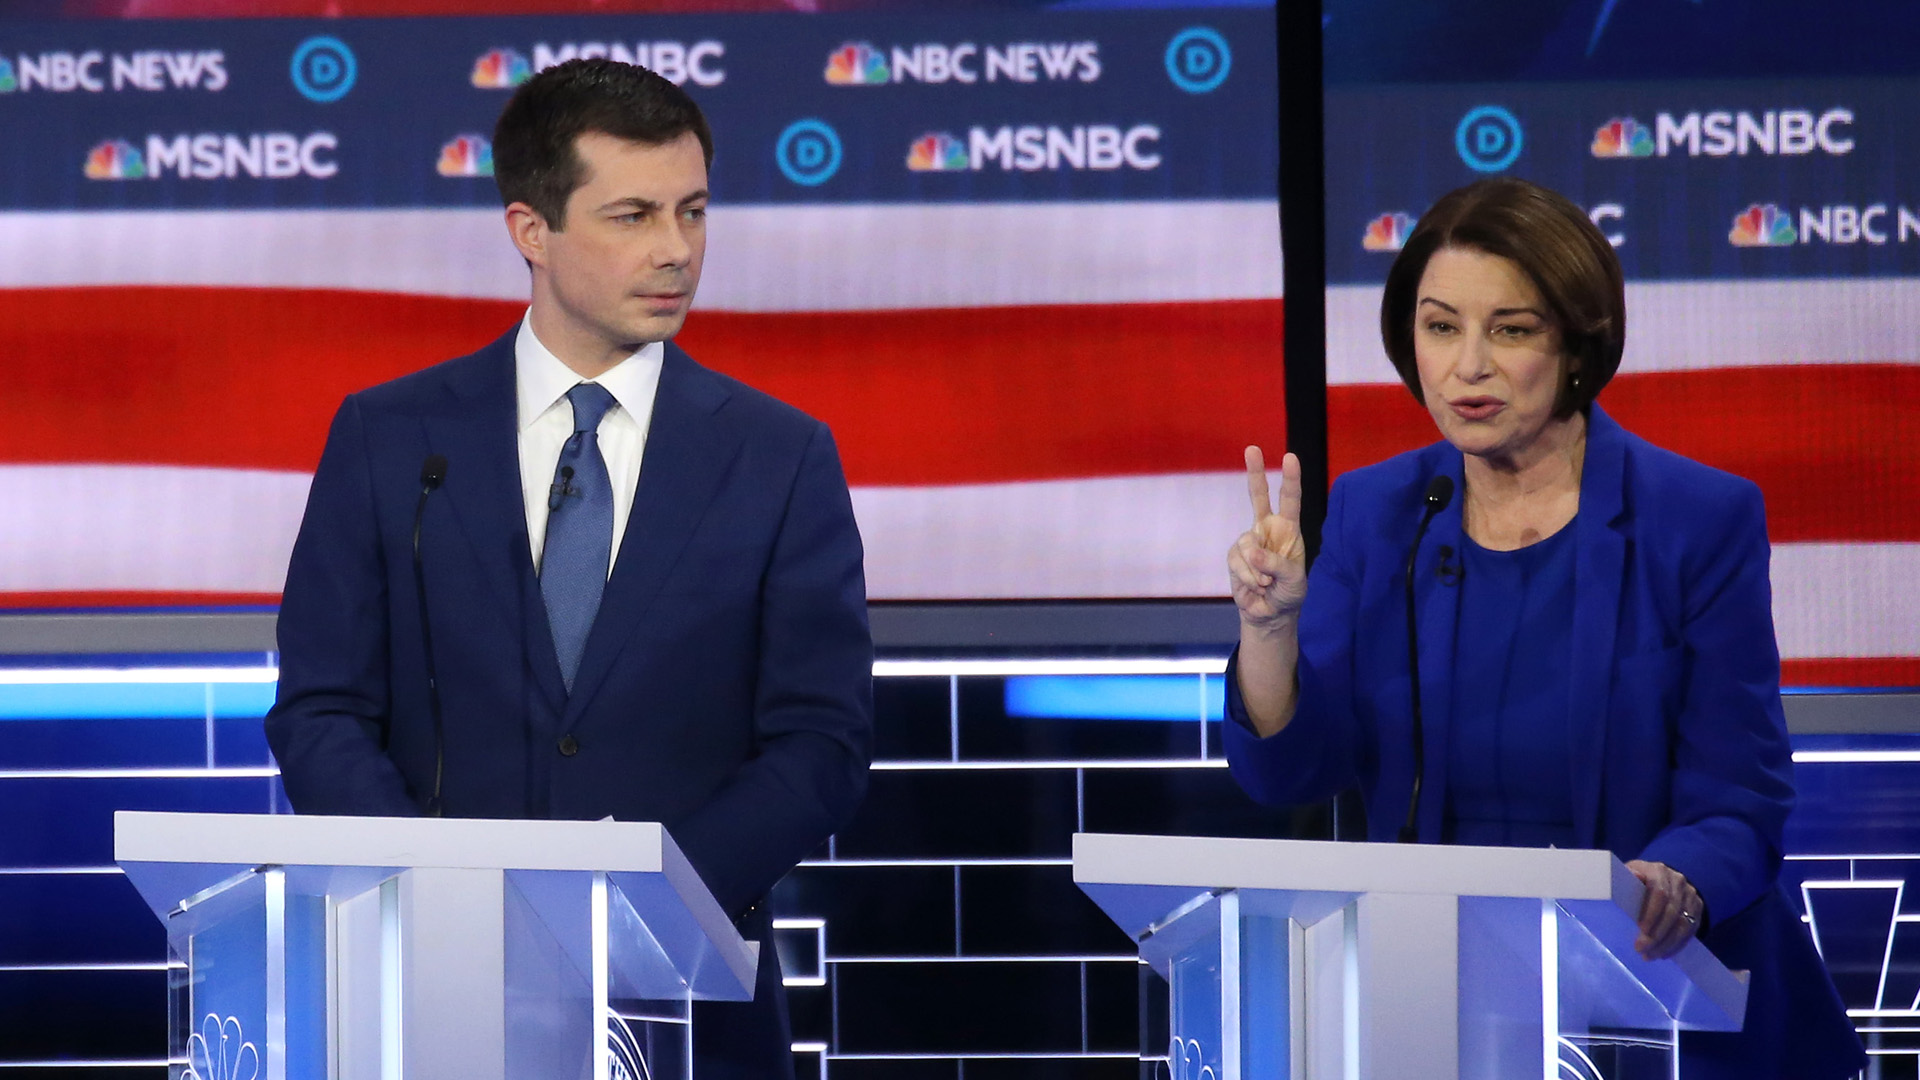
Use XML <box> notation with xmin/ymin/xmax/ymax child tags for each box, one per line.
<box><xmin>1230</xmin><ymin>447</ymin><xmax>1308</xmax><ymax>632</ymax></box>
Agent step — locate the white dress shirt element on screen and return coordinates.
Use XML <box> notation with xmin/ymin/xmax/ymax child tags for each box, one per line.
<box><xmin>515</xmin><ymin>315</ymin><xmax>664</xmax><ymax>575</ymax></box>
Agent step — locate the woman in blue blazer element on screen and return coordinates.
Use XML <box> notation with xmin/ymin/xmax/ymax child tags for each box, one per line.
<box><xmin>1225</xmin><ymin>178</ymin><xmax>1862</xmax><ymax>1075</ymax></box>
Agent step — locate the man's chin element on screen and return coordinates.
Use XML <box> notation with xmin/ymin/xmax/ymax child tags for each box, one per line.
<box><xmin>615</xmin><ymin>311</ymin><xmax>690</xmax><ymax>347</ymax></box>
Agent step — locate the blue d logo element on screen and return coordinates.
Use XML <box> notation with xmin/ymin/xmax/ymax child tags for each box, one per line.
<box><xmin>291</xmin><ymin>36</ymin><xmax>356</xmax><ymax>103</ymax></box>
<box><xmin>776</xmin><ymin>119</ymin><xmax>843</xmax><ymax>187</ymax></box>
<box><xmin>1455</xmin><ymin>105</ymin><xmax>1523</xmax><ymax>173</ymax></box>
<box><xmin>1165</xmin><ymin>27</ymin><xmax>1231</xmax><ymax>94</ymax></box>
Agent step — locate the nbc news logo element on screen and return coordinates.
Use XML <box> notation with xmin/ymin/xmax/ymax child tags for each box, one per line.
<box><xmin>825</xmin><ymin>42</ymin><xmax>888</xmax><ymax>85</ymax></box>
<box><xmin>1729</xmin><ymin>203</ymin><xmax>1796</xmax><ymax>247</ymax></box>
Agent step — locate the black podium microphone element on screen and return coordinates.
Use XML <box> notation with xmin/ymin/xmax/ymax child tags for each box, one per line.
<box><xmin>1400</xmin><ymin>474</ymin><xmax>1454</xmax><ymax>844</ymax></box>
<box><xmin>412</xmin><ymin>454</ymin><xmax>449</xmax><ymax>817</ymax></box>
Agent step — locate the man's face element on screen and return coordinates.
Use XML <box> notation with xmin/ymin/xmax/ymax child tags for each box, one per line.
<box><xmin>523</xmin><ymin>130</ymin><xmax>709</xmax><ymax>354</ymax></box>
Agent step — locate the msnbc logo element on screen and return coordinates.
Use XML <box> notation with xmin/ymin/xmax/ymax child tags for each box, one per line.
<box><xmin>1729</xmin><ymin>203</ymin><xmax>1795</xmax><ymax>247</ymax></box>
<box><xmin>84</xmin><ymin>139</ymin><xmax>144</xmax><ymax>179</ymax></box>
<box><xmin>0</xmin><ymin>57</ymin><xmax>14</xmax><ymax>93</ymax></box>
<box><xmin>1591</xmin><ymin>117</ymin><xmax>1653</xmax><ymax>158</ymax></box>
<box><xmin>825</xmin><ymin>42</ymin><xmax>887</xmax><ymax>85</ymax></box>
<box><xmin>907</xmin><ymin>132</ymin><xmax>968</xmax><ymax>172</ymax></box>
<box><xmin>437</xmin><ymin>135</ymin><xmax>493</xmax><ymax>177</ymax></box>
<box><xmin>472</xmin><ymin>48</ymin><xmax>532</xmax><ymax>88</ymax></box>
<box><xmin>1362</xmin><ymin>212</ymin><xmax>1414</xmax><ymax>252</ymax></box>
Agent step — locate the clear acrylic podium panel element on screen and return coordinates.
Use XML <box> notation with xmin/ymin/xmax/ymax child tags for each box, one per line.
<box><xmin>120</xmin><ymin>814</ymin><xmax>757</xmax><ymax>1080</ymax></box>
<box><xmin>163</xmin><ymin>864</ymin><xmax>697</xmax><ymax>1080</ymax></box>
<box><xmin>1141</xmin><ymin>890</ymin><xmax>1708</xmax><ymax>1080</ymax></box>
<box><xmin>1075</xmin><ymin>835</ymin><xmax>1745</xmax><ymax>1080</ymax></box>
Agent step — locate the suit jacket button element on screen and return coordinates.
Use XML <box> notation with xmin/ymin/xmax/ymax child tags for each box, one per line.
<box><xmin>557</xmin><ymin>735</ymin><xmax>579</xmax><ymax>757</ymax></box>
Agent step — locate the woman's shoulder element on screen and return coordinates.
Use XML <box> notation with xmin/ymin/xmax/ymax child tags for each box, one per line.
<box><xmin>1605</xmin><ymin>419</ymin><xmax>1765</xmax><ymax>526</ymax></box>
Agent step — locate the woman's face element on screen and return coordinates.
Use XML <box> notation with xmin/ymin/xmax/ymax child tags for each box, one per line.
<box><xmin>1412</xmin><ymin>246</ymin><xmax>1572</xmax><ymax>467</ymax></box>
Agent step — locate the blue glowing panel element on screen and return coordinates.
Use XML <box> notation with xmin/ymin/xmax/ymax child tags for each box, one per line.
<box><xmin>1004</xmin><ymin>675</ymin><xmax>1225</xmax><ymax>721</ymax></box>
<box><xmin>0</xmin><ymin>681</ymin><xmax>276</xmax><ymax>721</ymax></box>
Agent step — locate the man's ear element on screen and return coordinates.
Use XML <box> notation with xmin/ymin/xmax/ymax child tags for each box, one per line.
<box><xmin>505</xmin><ymin>202</ymin><xmax>550</xmax><ymax>269</ymax></box>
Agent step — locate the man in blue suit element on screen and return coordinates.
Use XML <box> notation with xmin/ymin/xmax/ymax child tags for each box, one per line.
<box><xmin>265</xmin><ymin>59</ymin><xmax>873</xmax><ymax>1079</ymax></box>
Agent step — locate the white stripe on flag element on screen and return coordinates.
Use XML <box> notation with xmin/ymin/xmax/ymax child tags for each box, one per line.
<box><xmin>1772</xmin><ymin>543</ymin><xmax>1920</xmax><ymax>660</ymax></box>
<box><xmin>0</xmin><ymin>202</ymin><xmax>1283</xmax><ymax>311</ymax></box>
<box><xmin>1328</xmin><ymin>279</ymin><xmax>1920</xmax><ymax>385</ymax></box>
<box><xmin>3</xmin><ymin>465</ymin><xmax>1914</xmax><ymax>662</ymax></box>
<box><xmin>0</xmin><ymin>465</ymin><xmax>308</xmax><ymax>593</ymax></box>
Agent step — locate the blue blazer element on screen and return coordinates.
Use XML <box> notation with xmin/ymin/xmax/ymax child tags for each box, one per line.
<box><xmin>266</xmin><ymin>329</ymin><xmax>874</xmax><ymax>1079</ymax></box>
<box><xmin>1225</xmin><ymin>406</ymin><xmax>1861</xmax><ymax>1076</ymax></box>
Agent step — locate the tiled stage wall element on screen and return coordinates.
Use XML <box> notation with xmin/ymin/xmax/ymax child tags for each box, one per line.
<box><xmin>0</xmin><ymin>651</ymin><xmax>1912</xmax><ymax>1077</ymax></box>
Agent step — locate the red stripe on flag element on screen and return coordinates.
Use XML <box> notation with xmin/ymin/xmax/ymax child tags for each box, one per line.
<box><xmin>0</xmin><ymin>592</ymin><xmax>281</xmax><ymax>611</ymax></box>
<box><xmin>1329</xmin><ymin>366</ymin><xmax>1920</xmax><ymax>543</ymax></box>
<box><xmin>1781</xmin><ymin>657</ymin><xmax>1920</xmax><ymax>689</ymax></box>
<box><xmin>0</xmin><ymin>287</ymin><xmax>1288</xmax><ymax>486</ymax></box>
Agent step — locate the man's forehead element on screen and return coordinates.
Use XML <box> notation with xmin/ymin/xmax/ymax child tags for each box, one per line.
<box><xmin>569</xmin><ymin>131</ymin><xmax>708</xmax><ymax>199</ymax></box>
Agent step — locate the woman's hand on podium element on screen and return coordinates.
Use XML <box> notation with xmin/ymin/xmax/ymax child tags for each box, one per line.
<box><xmin>1626</xmin><ymin>859</ymin><xmax>1703</xmax><ymax>961</ymax></box>
<box><xmin>1230</xmin><ymin>447</ymin><xmax>1308</xmax><ymax>631</ymax></box>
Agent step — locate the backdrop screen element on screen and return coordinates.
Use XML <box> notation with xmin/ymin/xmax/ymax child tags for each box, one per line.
<box><xmin>0</xmin><ymin>1</ymin><xmax>1282</xmax><ymax>606</ymax></box>
<box><xmin>1320</xmin><ymin>0</ymin><xmax>1920</xmax><ymax>687</ymax></box>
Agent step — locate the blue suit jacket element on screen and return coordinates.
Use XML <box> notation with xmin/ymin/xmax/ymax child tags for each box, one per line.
<box><xmin>265</xmin><ymin>329</ymin><xmax>874</xmax><ymax>1078</ymax></box>
<box><xmin>1225</xmin><ymin>406</ymin><xmax>1862</xmax><ymax>1075</ymax></box>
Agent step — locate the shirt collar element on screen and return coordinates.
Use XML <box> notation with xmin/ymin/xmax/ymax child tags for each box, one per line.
<box><xmin>514</xmin><ymin>312</ymin><xmax>666</xmax><ymax>432</ymax></box>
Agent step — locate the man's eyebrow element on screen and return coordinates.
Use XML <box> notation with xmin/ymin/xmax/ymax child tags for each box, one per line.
<box><xmin>678</xmin><ymin>189</ymin><xmax>710</xmax><ymax>206</ymax></box>
<box><xmin>596</xmin><ymin>196</ymin><xmax>662</xmax><ymax>214</ymax></box>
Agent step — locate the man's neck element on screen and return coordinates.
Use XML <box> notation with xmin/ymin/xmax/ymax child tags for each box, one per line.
<box><xmin>527</xmin><ymin>304</ymin><xmax>643</xmax><ymax>380</ymax></box>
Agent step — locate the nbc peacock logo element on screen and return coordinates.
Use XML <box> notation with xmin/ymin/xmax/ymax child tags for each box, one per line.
<box><xmin>1362</xmin><ymin>212</ymin><xmax>1415</xmax><ymax>252</ymax></box>
<box><xmin>825</xmin><ymin>42</ymin><xmax>888</xmax><ymax>85</ymax></box>
<box><xmin>0</xmin><ymin>57</ymin><xmax>16</xmax><ymax>93</ymax></box>
<box><xmin>84</xmin><ymin>139</ymin><xmax>144</xmax><ymax>179</ymax></box>
<box><xmin>906</xmin><ymin>132</ymin><xmax>968</xmax><ymax>172</ymax></box>
<box><xmin>1729</xmin><ymin>203</ymin><xmax>1796</xmax><ymax>247</ymax></box>
<box><xmin>1591</xmin><ymin>117</ymin><xmax>1653</xmax><ymax>158</ymax></box>
<box><xmin>471</xmin><ymin>48</ymin><xmax>532</xmax><ymax>89</ymax></box>
<box><xmin>437</xmin><ymin>135</ymin><xmax>493</xmax><ymax>177</ymax></box>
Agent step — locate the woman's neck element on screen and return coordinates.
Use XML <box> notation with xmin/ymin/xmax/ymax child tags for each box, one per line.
<box><xmin>1462</xmin><ymin>411</ymin><xmax>1588</xmax><ymax>550</ymax></box>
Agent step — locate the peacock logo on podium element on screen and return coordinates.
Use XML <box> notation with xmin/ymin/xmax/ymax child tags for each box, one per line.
<box><xmin>609</xmin><ymin>1015</ymin><xmax>649</xmax><ymax>1080</ymax></box>
<box><xmin>1166</xmin><ymin>1036</ymin><xmax>1218</xmax><ymax>1080</ymax></box>
<box><xmin>183</xmin><ymin>1014</ymin><xmax>260</xmax><ymax>1080</ymax></box>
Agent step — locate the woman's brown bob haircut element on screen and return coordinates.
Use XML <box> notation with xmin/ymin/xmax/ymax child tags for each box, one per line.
<box><xmin>1380</xmin><ymin>177</ymin><xmax>1626</xmax><ymax>418</ymax></box>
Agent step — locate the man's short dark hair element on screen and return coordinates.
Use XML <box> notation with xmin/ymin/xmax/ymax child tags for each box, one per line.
<box><xmin>1380</xmin><ymin>177</ymin><xmax>1625</xmax><ymax>418</ymax></box>
<box><xmin>493</xmin><ymin>58</ymin><xmax>714</xmax><ymax>231</ymax></box>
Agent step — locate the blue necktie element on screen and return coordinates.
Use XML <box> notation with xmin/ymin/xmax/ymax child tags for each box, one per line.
<box><xmin>541</xmin><ymin>382</ymin><xmax>617</xmax><ymax>691</ymax></box>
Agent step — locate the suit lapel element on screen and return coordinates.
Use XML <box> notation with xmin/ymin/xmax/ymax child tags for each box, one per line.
<box><xmin>1569</xmin><ymin>406</ymin><xmax>1629</xmax><ymax>847</ymax></box>
<box><xmin>421</xmin><ymin>332</ymin><xmax>568</xmax><ymax>716</ymax></box>
<box><xmin>1414</xmin><ymin>450</ymin><xmax>1466</xmax><ymax>843</ymax></box>
<box><xmin>563</xmin><ymin>345</ymin><xmax>739</xmax><ymax>720</ymax></box>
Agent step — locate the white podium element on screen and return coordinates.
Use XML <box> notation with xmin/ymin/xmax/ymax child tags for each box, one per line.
<box><xmin>1074</xmin><ymin>833</ymin><xmax>1750</xmax><ymax>1079</ymax></box>
<box><xmin>115</xmin><ymin>811</ymin><xmax>759</xmax><ymax>1080</ymax></box>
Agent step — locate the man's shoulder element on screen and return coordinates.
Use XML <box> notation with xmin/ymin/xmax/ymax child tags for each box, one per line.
<box><xmin>671</xmin><ymin>344</ymin><xmax>829</xmax><ymax>443</ymax></box>
<box><xmin>349</xmin><ymin>330</ymin><xmax>514</xmax><ymax>416</ymax></box>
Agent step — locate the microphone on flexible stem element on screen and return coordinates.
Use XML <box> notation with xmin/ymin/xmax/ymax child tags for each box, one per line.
<box><xmin>412</xmin><ymin>454</ymin><xmax>449</xmax><ymax>817</ymax></box>
<box><xmin>1399</xmin><ymin>473</ymin><xmax>1455</xmax><ymax>844</ymax></box>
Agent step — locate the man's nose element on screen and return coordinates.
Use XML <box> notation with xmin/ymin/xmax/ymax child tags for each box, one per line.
<box><xmin>652</xmin><ymin>220</ymin><xmax>693</xmax><ymax>268</ymax></box>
